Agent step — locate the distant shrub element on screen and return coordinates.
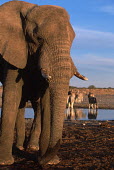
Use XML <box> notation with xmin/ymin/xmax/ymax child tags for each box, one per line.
<box><xmin>88</xmin><ymin>85</ymin><xmax>96</xmax><ymax>89</ymax></box>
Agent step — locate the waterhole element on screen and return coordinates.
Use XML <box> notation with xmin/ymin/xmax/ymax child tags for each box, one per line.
<box><xmin>25</xmin><ymin>108</ymin><xmax>114</xmax><ymax>121</ymax></box>
<box><xmin>0</xmin><ymin>108</ymin><xmax>114</xmax><ymax>121</ymax></box>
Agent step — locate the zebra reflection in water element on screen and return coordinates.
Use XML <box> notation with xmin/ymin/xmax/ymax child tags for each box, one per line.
<box><xmin>65</xmin><ymin>108</ymin><xmax>86</xmax><ymax>120</ymax></box>
<box><xmin>88</xmin><ymin>108</ymin><xmax>98</xmax><ymax>119</ymax></box>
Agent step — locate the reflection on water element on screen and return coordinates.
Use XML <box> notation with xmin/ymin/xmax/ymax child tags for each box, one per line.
<box><xmin>65</xmin><ymin>108</ymin><xmax>99</xmax><ymax>120</ymax></box>
<box><xmin>88</xmin><ymin>109</ymin><xmax>98</xmax><ymax>120</ymax></box>
<box><xmin>0</xmin><ymin>108</ymin><xmax>114</xmax><ymax>121</ymax></box>
<box><xmin>65</xmin><ymin>108</ymin><xmax>114</xmax><ymax>121</ymax></box>
<box><xmin>65</xmin><ymin>108</ymin><xmax>86</xmax><ymax>121</ymax></box>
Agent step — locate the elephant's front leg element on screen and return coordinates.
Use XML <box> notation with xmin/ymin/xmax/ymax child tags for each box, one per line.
<box><xmin>27</xmin><ymin>99</ymin><xmax>41</xmax><ymax>151</ymax></box>
<box><xmin>15</xmin><ymin>107</ymin><xmax>26</xmax><ymax>150</ymax></box>
<box><xmin>39</xmin><ymin>87</ymin><xmax>51</xmax><ymax>160</ymax></box>
<box><xmin>0</xmin><ymin>66</ymin><xmax>23</xmax><ymax>165</ymax></box>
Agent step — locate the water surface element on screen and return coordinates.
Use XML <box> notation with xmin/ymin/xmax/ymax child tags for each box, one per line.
<box><xmin>64</xmin><ymin>108</ymin><xmax>114</xmax><ymax>121</ymax></box>
<box><xmin>0</xmin><ymin>108</ymin><xmax>114</xmax><ymax>121</ymax></box>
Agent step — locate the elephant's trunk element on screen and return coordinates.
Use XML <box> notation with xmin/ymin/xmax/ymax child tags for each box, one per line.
<box><xmin>39</xmin><ymin>82</ymin><xmax>69</xmax><ymax>165</ymax></box>
<box><xmin>39</xmin><ymin>44</ymin><xmax>70</xmax><ymax>164</ymax></box>
<box><xmin>39</xmin><ymin>40</ymin><xmax>87</xmax><ymax>165</ymax></box>
<box><xmin>49</xmin><ymin>82</ymin><xmax>69</xmax><ymax>144</ymax></box>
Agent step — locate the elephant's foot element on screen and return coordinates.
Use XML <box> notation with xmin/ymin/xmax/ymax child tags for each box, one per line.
<box><xmin>39</xmin><ymin>139</ymin><xmax>61</xmax><ymax>165</ymax></box>
<box><xmin>0</xmin><ymin>157</ymin><xmax>14</xmax><ymax>165</ymax></box>
<box><xmin>16</xmin><ymin>145</ymin><xmax>24</xmax><ymax>150</ymax></box>
<box><xmin>26</xmin><ymin>145</ymin><xmax>39</xmax><ymax>151</ymax></box>
<box><xmin>47</xmin><ymin>155</ymin><xmax>60</xmax><ymax>165</ymax></box>
<box><xmin>0</xmin><ymin>146</ymin><xmax>14</xmax><ymax>165</ymax></box>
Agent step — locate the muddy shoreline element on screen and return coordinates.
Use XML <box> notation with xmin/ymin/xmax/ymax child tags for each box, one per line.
<box><xmin>74</xmin><ymin>103</ymin><xmax>114</xmax><ymax>109</ymax></box>
<box><xmin>0</xmin><ymin>119</ymin><xmax>114</xmax><ymax>169</ymax></box>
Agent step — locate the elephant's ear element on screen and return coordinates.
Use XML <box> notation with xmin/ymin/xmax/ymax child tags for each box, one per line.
<box><xmin>0</xmin><ymin>31</ymin><xmax>27</xmax><ymax>69</ymax></box>
<box><xmin>0</xmin><ymin>1</ymin><xmax>36</xmax><ymax>69</ymax></box>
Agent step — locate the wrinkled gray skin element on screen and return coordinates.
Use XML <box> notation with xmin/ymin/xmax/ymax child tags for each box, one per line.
<box><xmin>0</xmin><ymin>1</ymin><xmax>87</xmax><ymax>166</ymax></box>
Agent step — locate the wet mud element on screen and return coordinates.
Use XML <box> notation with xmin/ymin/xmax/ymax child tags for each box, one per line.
<box><xmin>0</xmin><ymin>119</ymin><xmax>114</xmax><ymax>170</ymax></box>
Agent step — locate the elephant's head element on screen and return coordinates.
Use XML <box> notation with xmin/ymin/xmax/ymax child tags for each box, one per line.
<box><xmin>0</xmin><ymin>1</ymin><xmax>87</xmax><ymax>165</ymax></box>
<box><xmin>25</xmin><ymin>5</ymin><xmax>88</xmax><ymax>80</ymax></box>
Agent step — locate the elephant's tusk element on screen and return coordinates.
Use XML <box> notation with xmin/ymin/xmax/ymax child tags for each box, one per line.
<box><xmin>74</xmin><ymin>72</ymin><xmax>88</xmax><ymax>81</ymax></box>
<box><xmin>41</xmin><ymin>69</ymin><xmax>52</xmax><ymax>80</ymax></box>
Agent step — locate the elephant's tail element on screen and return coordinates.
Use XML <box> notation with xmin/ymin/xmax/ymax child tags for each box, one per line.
<box><xmin>74</xmin><ymin>71</ymin><xmax>88</xmax><ymax>81</ymax></box>
<box><xmin>38</xmin><ymin>139</ymin><xmax>60</xmax><ymax>166</ymax></box>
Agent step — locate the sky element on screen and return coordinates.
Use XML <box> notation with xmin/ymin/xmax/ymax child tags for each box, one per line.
<box><xmin>0</xmin><ymin>0</ymin><xmax>114</xmax><ymax>88</ymax></box>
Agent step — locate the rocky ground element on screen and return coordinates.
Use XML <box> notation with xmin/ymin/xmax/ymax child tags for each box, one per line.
<box><xmin>0</xmin><ymin>119</ymin><xmax>114</xmax><ymax>170</ymax></box>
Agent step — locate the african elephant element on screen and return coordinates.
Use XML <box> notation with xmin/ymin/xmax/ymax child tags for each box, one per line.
<box><xmin>0</xmin><ymin>1</ymin><xmax>88</xmax><ymax>166</ymax></box>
